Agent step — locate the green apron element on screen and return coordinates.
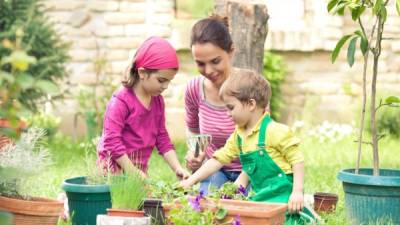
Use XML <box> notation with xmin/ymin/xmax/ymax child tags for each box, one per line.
<box><xmin>238</xmin><ymin>115</ymin><xmax>315</xmax><ymax>225</ymax></box>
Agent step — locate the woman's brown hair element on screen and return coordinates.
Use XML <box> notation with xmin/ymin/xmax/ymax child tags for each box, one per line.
<box><xmin>190</xmin><ymin>14</ymin><xmax>233</xmax><ymax>53</ymax></box>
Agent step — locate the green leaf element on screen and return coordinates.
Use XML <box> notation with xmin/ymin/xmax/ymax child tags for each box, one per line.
<box><xmin>385</xmin><ymin>96</ymin><xmax>400</xmax><ymax>104</ymax></box>
<box><xmin>0</xmin><ymin>71</ymin><xmax>15</xmax><ymax>83</ymax></box>
<box><xmin>396</xmin><ymin>0</ymin><xmax>400</xmax><ymax>16</ymax></box>
<box><xmin>337</xmin><ymin>3</ymin><xmax>346</xmax><ymax>15</ymax></box>
<box><xmin>332</xmin><ymin>35</ymin><xmax>352</xmax><ymax>63</ymax></box>
<box><xmin>373</xmin><ymin>0</ymin><xmax>382</xmax><ymax>14</ymax></box>
<box><xmin>381</xmin><ymin>6</ymin><xmax>387</xmax><ymax>23</ymax></box>
<box><xmin>328</xmin><ymin>0</ymin><xmax>340</xmax><ymax>12</ymax></box>
<box><xmin>16</xmin><ymin>73</ymin><xmax>35</xmax><ymax>90</ymax></box>
<box><xmin>347</xmin><ymin>36</ymin><xmax>358</xmax><ymax>67</ymax></box>
<box><xmin>215</xmin><ymin>208</ymin><xmax>228</xmax><ymax>220</ymax></box>
<box><xmin>360</xmin><ymin>35</ymin><xmax>368</xmax><ymax>55</ymax></box>
<box><xmin>355</xmin><ymin>30</ymin><xmax>368</xmax><ymax>55</ymax></box>
<box><xmin>35</xmin><ymin>80</ymin><xmax>59</xmax><ymax>94</ymax></box>
<box><xmin>351</xmin><ymin>6</ymin><xmax>366</xmax><ymax>21</ymax></box>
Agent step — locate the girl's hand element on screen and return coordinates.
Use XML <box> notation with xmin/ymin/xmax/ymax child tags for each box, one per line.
<box><xmin>288</xmin><ymin>191</ymin><xmax>304</xmax><ymax>214</ymax></box>
<box><xmin>185</xmin><ymin>150</ymin><xmax>206</xmax><ymax>171</ymax></box>
<box><xmin>175</xmin><ymin>167</ymin><xmax>191</xmax><ymax>180</ymax></box>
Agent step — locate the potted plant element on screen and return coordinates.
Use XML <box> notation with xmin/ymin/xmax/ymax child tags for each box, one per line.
<box><xmin>107</xmin><ymin>172</ymin><xmax>147</xmax><ymax>217</ymax></box>
<box><xmin>328</xmin><ymin>0</ymin><xmax>400</xmax><ymax>224</ymax></box>
<box><xmin>163</xmin><ymin>183</ymin><xmax>287</xmax><ymax>225</ymax></box>
<box><xmin>62</xmin><ymin>146</ymin><xmax>111</xmax><ymax>225</ymax></box>
<box><xmin>313</xmin><ymin>192</ymin><xmax>338</xmax><ymax>213</ymax></box>
<box><xmin>0</xmin><ymin>128</ymin><xmax>63</xmax><ymax>225</ymax></box>
<box><xmin>62</xmin><ymin>175</ymin><xmax>111</xmax><ymax>225</ymax></box>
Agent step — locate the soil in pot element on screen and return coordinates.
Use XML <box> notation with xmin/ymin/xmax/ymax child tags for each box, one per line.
<box><xmin>107</xmin><ymin>208</ymin><xmax>145</xmax><ymax>217</ymax></box>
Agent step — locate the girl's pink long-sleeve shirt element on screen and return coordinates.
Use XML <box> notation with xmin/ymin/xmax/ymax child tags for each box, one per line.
<box><xmin>97</xmin><ymin>87</ymin><xmax>174</xmax><ymax>173</ymax></box>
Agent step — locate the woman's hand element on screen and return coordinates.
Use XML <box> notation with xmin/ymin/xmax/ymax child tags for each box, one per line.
<box><xmin>288</xmin><ymin>191</ymin><xmax>304</xmax><ymax>214</ymax></box>
<box><xmin>185</xmin><ymin>150</ymin><xmax>206</xmax><ymax>171</ymax></box>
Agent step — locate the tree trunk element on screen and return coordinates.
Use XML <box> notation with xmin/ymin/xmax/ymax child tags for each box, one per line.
<box><xmin>214</xmin><ymin>0</ymin><xmax>269</xmax><ymax>75</ymax></box>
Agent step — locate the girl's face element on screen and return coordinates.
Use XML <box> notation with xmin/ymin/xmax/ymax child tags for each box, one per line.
<box><xmin>192</xmin><ymin>42</ymin><xmax>233</xmax><ymax>87</ymax></box>
<box><xmin>138</xmin><ymin>68</ymin><xmax>177</xmax><ymax>96</ymax></box>
<box><xmin>223</xmin><ymin>94</ymin><xmax>253</xmax><ymax>128</ymax></box>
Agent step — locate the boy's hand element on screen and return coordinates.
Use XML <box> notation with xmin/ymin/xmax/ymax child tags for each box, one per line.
<box><xmin>288</xmin><ymin>191</ymin><xmax>304</xmax><ymax>213</ymax></box>
<box><xmin>175</xmin><ymin>167</ymin><xmax>191</xmax><ymax>180</ymax></box>
<box><xmin>179</xmin><ymin>178</ymin><xmax>194</xmax><ymax>189</ymax></box>
<box><xmin>185</xmin><ymin>150</ymin><xmax>206</xmax><ymax>171</ymax></box>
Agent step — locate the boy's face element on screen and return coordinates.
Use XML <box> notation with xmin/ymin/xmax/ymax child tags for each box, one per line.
<box><xmin>139</xmin><ymin>68</ymin><xmax>177</xmax><ymax>96</ymax></box>
<box><xmin>223</xmin><ymin>95</ymin><xmax>253</xmax><ymax>128</ymax></box>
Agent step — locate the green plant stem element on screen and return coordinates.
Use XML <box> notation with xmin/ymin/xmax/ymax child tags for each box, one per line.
<box><xmin>370</xmin><ymin>10</ymin><xmax>385</xmax><ymax>176</ymax></box>
<box><xmin>355</xmin><ymin>10</ymin><xmax>378</xmax><ymax>174</ymax></box>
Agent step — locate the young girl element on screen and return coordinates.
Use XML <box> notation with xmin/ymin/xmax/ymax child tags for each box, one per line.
<box><xmin>181</xmin><ymin>69</ymin><xmax>316</xmax><ymax>224</ymax></box>
<box><xmin>97</xmin><ymin>36</ymin><xmax>190</xmax><ymax>180</ymax></box>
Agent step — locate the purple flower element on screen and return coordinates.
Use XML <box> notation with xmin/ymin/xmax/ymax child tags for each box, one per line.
<box><xmin>197</xmin><ymin>190</ymin><xmax>205</xmax><ymax>201</ymax></box>
<box><xmin>237</xmin><ymin>185</ymin><xmax>248</xmax><ymax>196</ymax></box>
<box><xmin>189</xmin><ymin>197</ymin><xmax>201</xmax><ymax>212</ymax></box>
<box><xmin>232</xmin><ymin>215</ymin><xmax>241</xmax><ymax>225</ymax></box>
<box><xmin>189</xmin><ymin>191</ymin><xmax>205</xmax><ymax>212</ymax></box>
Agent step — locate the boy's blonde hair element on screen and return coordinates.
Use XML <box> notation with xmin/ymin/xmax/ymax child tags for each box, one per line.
<box><xmin>219</xmin><ymin>68</ymin><xmax>271</xmax><ymax>108</ymax></box>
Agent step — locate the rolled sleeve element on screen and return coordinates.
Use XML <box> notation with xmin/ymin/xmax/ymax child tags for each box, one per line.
<box><xmin>213</xmin><ymin>132</ymin><xmax>240</xmax><ymax>165</ymax></box>
<box><xmin>270</xmin><ymin>123</ymin><xmax>303</xmax><ymax>165</ymax></box>
<box><xmin>155</xmin><ymin>98</ymin><xmax>174</xmax><ymax>155</ymax></box>
<box><xmin>102</xmin><ymin>97</ymin><xmax>129</xmax><ymax>160</ymax></box>
<box><xmin>184</xmin><ymin>79</ymin><xmax>200</xmax><ymax>133</ymax></box>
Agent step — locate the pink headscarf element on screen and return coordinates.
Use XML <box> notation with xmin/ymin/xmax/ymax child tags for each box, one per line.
<box><xmin>134</xmin><ymin>36</ymin><xmax>179</xmax><ymax>70</ymax></box>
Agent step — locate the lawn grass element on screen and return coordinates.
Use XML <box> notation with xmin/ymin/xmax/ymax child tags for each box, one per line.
<box><xmin>28</xmin><ymin>132</ymin><xmax>399</xmax><ymax>225</ymax></box>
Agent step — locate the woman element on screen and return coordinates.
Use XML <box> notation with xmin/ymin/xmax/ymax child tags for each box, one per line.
<box><xmin>184</xmin><ymin>15</ymin><xmax>242</xmax><ymax>194</ymax></box>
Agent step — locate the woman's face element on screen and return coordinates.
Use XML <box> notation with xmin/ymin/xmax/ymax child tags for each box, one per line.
<box><xmin>192</xmin><ymin>42</ymin><xmax>233</xmax><ymax>87</ymax></box>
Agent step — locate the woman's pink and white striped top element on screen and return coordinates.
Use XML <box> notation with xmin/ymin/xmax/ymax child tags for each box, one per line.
<box><xmin>184</xmin><ymin>76</ymin><xmax>242</xmax><ymax>171</ymax></box>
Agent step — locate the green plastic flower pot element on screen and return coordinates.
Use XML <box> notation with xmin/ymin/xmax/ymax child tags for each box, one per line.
<box><xmin>338</xmin><ymin>168</ymin><xmax>400</xmax><ymax>225</ymax></box>
<box><xmin>0</xmin><ymin>211</ymin><xmax>13</xmax><ymax>225</ymax></box>
<box><xmin>62</xmin><ymin>176</ymin><xmax>111</xmax><ymax>225</ymax></box>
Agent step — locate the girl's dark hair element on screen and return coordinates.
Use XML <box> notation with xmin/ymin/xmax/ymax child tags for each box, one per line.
<box><xmin>190</xmin><ymin>14</ymin><xmax>233</xmax><ymax>53</ymax></box>
<box><xmin>121</xmin><ymin>62</ymin><xmax>158</xmax><ymax>88</ymax></box>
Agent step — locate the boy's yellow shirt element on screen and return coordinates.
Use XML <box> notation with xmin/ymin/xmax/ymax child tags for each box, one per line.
<box><xmin>213</xmin><ymin>112</ymin><xmax>303</xmax><ymax>174</ymax></box>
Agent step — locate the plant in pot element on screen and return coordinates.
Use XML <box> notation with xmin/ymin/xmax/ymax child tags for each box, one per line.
<box><xmin>0</xmin><ymin>128</ymin><xmax>64</xmax><ymax>225</ymax></box>
<box><xmin>61</xmin><ymin>141</ymin><xmax>111</xmax><ymax>225</ymax></box>
<box><xmin>328</xmin><ymin>0</ymin><xmax>400</xmax><ymax>224</ymax></box>
<box><xmin>163</xmin><ymin>183</ymin><xmax>287</xmax><ymax>225</ymax></box>
<box><xmin>107</xmin><ymin>172</ymin><xmax>148</xmax><ymax>217</ymax></box>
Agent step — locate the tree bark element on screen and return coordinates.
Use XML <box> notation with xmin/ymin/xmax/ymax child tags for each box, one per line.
<box><xmin>214</xmin><ymin>0</ymin><xmax>269</xmax><ymax>75</ymax></box>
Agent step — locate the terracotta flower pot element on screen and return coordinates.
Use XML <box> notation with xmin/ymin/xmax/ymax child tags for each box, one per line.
<box><xmin>0</xmin><ymin>195</ymin><xmax>63</xmax><ymax>225</ymax></box>
<box><xmin>0</xmin><ymin>119</ymin><xmax>26</xmax><ymax>149</ymax></box>
<box><xmin>163</xmin><ymin>197</ymin><xmax>287</xmax><ymax>225</ymax></box>
<box><xmin>313</xmin><ymin>192</ymin><xmax>338</xmax><ymax>213</ymax></box>
<box><xmin>107</xmin><ymin>208</ymin><xmax>145</xmax><ymax>217</ymax></box>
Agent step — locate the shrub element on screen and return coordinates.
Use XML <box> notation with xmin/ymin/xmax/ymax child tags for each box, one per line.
<box><xmin>0</xmin><ymin>128</ymin><xmax>52</xmax><ymax>198</ymax></box>
<box><xmin>262</xmin><ymin>51</ymin><xmax>287</xmax><ymax>121</ymax></box>
<box><xmin>0</xmin><ymin>0</ymin><xmax>69</xmax><ymax>111</ymax></box>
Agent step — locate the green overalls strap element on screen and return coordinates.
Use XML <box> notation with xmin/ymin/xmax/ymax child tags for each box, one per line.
<box><xmin>237</xmin><ymin>115</ymin><xmax>316</xmax><ymax>225</ymax></box>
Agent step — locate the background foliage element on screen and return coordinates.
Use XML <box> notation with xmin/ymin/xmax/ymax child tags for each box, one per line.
<box><xmin>0</xmin><ymin>0</ymin><xmax>69</xmax><ymax>111</ymax></box>
<box><xmin>262</xmin><ymin>51</ymin><xmax>287</xmax><ymax>121</ymax></box>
